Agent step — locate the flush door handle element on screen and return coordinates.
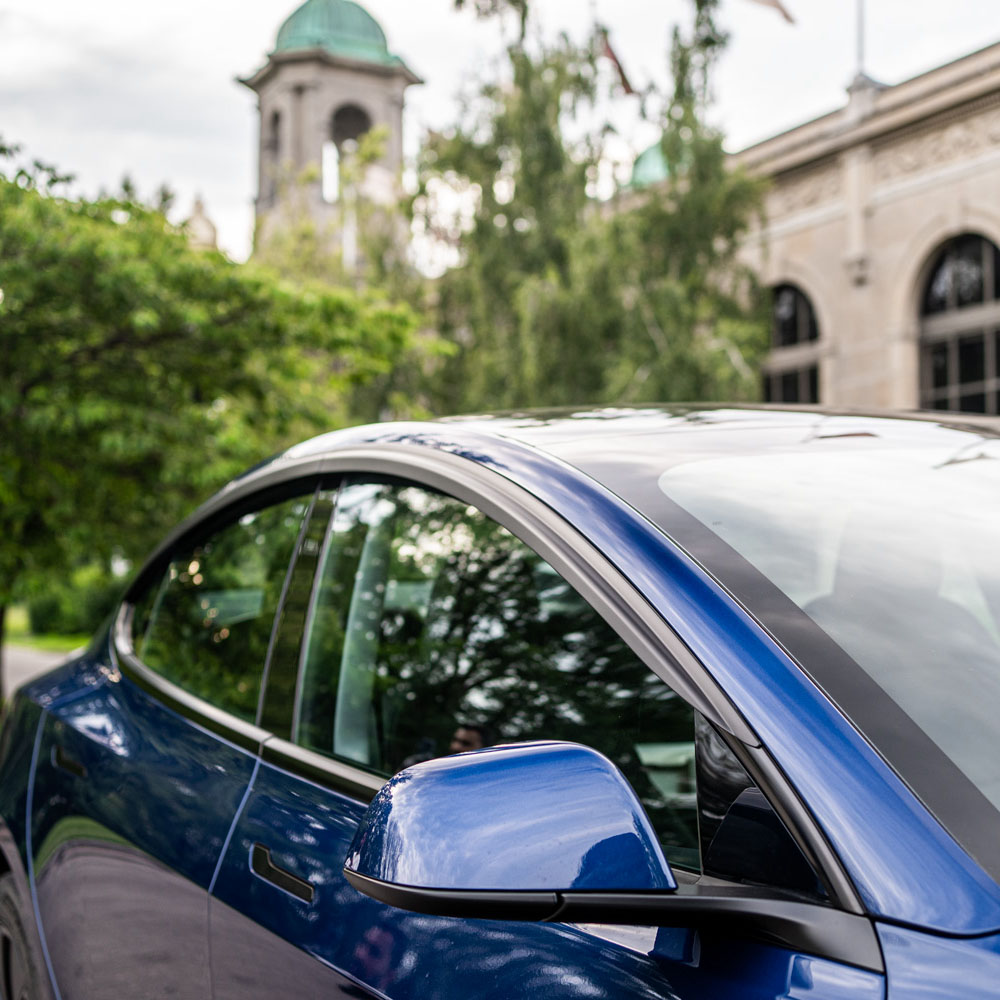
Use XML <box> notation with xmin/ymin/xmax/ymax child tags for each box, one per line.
<box><xmin>250</xmin><ymin>843</ymin><xmax>315</xmax><ymax>903</ymax></box>
<box><xmin>52</xmin><ymin>745</ymin><xmax>87</xmax><ymax>779</ymax></box>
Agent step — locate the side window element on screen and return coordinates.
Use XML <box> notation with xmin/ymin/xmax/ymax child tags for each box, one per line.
<box><xmin>696</xmin><ymin>716</ymin><xmax>824</xmax><ymax>897</ymax></box>
<box><xmin>132</xmin><ymin>492</ymin><xmax>311</xmax><ymax>722</ymax></box>
<box><xmin>294</xmin><ymin>480</ymin><xmax>699</xmax><ymax>870</ymax></box>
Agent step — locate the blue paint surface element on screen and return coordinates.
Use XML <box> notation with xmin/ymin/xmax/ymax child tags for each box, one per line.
<box><xmin>346</xmin><ymin>741</ymin><xmax>675</xmax><ymax>892</ymax></box>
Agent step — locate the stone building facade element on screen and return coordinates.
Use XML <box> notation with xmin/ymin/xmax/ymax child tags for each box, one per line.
<box><xmin>735</xmin><ymin>43</ymin><xmax>1000</xmax><ymax>413</ymax></box>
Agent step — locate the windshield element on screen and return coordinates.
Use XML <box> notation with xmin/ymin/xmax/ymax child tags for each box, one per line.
<box><xmin>659</xmin><ymin>441</ymin><xmax>1000</xmax><ymax>813</ymax></box>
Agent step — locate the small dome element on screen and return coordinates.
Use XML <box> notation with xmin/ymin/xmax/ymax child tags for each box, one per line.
<box><xmin>275</xmin><ymin>0</ymin><xmax>399</xmax><ymax>66</ymax></box>
<box><xmin>629</xmin><ymin>140</ymin><xmax>669</xmax><ymax>189</ymax></box>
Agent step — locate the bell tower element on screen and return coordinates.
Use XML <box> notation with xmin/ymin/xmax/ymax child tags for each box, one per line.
<box><xmin>239</xmin><ymin>0</ymin><xmax>421</xmax><ymax>248</ymax></box>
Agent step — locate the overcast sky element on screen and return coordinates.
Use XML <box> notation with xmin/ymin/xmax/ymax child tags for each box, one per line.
<box><xmin>4</xmin><ymin>0</ymin><xmax>1000</xmax><ymax>259</ymax></box>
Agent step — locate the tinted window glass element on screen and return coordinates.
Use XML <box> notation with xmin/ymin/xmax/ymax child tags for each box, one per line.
<box><xmin>135</xmin><ymin>494</ymin><xmax>310</xmax><ymax>722</ymax></box>
<box><xmin>695</xmin><ymin>716</ymin><xmax>823</xmax><ymax>897</ymax></box>
<box><xmin>295</xmin><ymin>480</ymin><xmax>700</xmax><ymax>869</ymax></box>
<box><xmin>657</xmin><ymin>444</ymin><xmax>1000</xmax><ymax>815</ymax></box>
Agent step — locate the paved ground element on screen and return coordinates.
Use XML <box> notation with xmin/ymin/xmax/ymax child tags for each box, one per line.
<box><xmin>3</xmin><ymin>644</ymin><xmax>70</xmax><ymax>696</ymax></box>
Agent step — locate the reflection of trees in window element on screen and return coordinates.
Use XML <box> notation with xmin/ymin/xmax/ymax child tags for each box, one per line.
<box><xmin>920</xmin><ymin>234</ymin><xmax>1000</xmax><ymax>413</ymax></box>
<box><xmin>923</xmin><ymin>235</ymin><xmax>999</xmax><ymax>315</ymax></box>
<box><xmin>296</xmin><ymin>480</ymin><xmax>700</xmax><ymax>868</ymax></box>
<box><xmin>136</xmin><ymin>496</ymin><xmax>309</xmax><ymax>721</ymax></box>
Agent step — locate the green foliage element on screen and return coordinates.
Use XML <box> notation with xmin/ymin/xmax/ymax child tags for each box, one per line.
<box><xmin>252</xmin><ymin>130</ymin><xmax>442</xmax><ymax>424</ymax></box>
<box><xmin>26</xmin><ymin>564</ymin><xmax>122</xmax><ymax>636</ymax></box>
<box><xmin>453</xmin><ymin>0</ymin><xmax>529</xmax><ymax>41</ymax></box>
<box><xmin>0</xmin><ymin>143</ymin><xmax>420</xmax><ymax>618</ymax></box>
<box><xmin>423</xmin><ymin>0</ymin><xmax>768</xmax><ymax>414</ymax></box>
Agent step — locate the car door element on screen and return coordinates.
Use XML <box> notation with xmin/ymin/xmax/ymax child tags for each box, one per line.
<box><xmin>29</xmin><ymin>488</ymin><xmax>311</xmax><ymax>1000</ymax></box>
<box><xmin>208</xmin><ymin>472</ymin><xmax>885</xmax><ymax>1000</ymax></box>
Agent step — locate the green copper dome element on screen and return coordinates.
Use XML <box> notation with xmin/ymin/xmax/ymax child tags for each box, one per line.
<box><xmin>629</xmin><ymin>140</ymin><xmax>669</xmax><ymax>189</ymax></box>
<box><xmin>274</xmin><ymin>0</ymin><xmax>400</xmax><ymax>67</ymax></box>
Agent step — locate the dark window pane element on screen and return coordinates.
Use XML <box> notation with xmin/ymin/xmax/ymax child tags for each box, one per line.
<box><xmin>993</xmin><ymin>246</ymin><xmax>1000</xmax><ymax>302</ymax></box>
<box><xmin>932</xmin><ymin>397</ymin><xmax>951</xmax><ymax>411</ymax></box>
<box><xmin>297</xmin><ymin>481</ymin><xmax>700</xmax><ymax>870</ymax></box>
<box><xmin>930</xmin><ymin>343</ymin><xmax>949</xmax><ymax>389</ymax></box>
<box><xmin>807</xmin><ymin>365</ymin><xmax>819</xmax><ymax>403</ymax></box>
<box><xmin>780</xmin><ymin>370</ymin><xmax>799</xmax><ymax>403</ymax></box>
<box><xmin>923</xmin><ymin>251</ymin><xmax>952</xmax><ymax>315</ymax></box>
<box><xmin>773</xmin><ymin>287</ymin><xmax>798</xmax><ymax>347</ymax></box>
<box><xmin>958</xmin><ymin>334</ymin><xmax>986</xmax><ymax>385</ymax></box>
<box><xmin>696</xmin><ymin>717</ymin><xmax>824</xmax><ymax>897</ymax></box>
<box><xmin>805</xmin><ymin>305</ymin><xmax>819</xmax><ymax>342</ymax></box>
<box><xmin>763</xmin><ymin>375</ymin><xmax>773</xmax><ymax>403</ymax></box>
<box><xmin>955</xmin><ymin>236</ymin><xmax>985</xmax><ymax>308</ymax></box>
<box><xmin>771</xmin><ymin>284</ymin><xmax>819</xmax><ymax>349</ymax></box>
<box><xmin>959</xmin><ymin>393</ymin><xmax>987</xmax><ymax>413</ymax></box>
<box><xmin>138</xmin><ymin>494</ymin><xmax>310</xmax><ymax>721</ymax></box>
<box><xmin>924</xmin><ymin>236</ymin><xmax>993</xmax><ymax>315</ymax></box>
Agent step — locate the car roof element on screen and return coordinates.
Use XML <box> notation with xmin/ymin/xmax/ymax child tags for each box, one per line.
<box><xmin>267</xmin><ymin>404</ymin><xmax>1000</xmax><ymax>499</ymax></box>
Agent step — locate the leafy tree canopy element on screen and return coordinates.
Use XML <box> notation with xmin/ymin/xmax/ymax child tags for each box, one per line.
<box><xmin>0</xmin><ymin>141</ymin><xmax>418</xmax><ymax>658</ymax></box>
<box><xmin>251</xmin><ymin>129</ymin><xmax>446</xmax><ymax>424</ymax></box>
<box><xmin>425</xmin><ymin>0</ymin><xmax>768</xmax><ymax>413</ymax></box>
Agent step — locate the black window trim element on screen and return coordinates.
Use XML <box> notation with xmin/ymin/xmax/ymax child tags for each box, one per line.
<box><xmin>111</xmin><ymin>443</ymin><xmax>864</xmax><ymax>918</ymax></box>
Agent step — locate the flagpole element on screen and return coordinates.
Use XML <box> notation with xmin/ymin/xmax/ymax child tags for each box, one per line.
<box><xmin>857</xmin><ymin>0</ymin><xmax>866</xmax><ymax>76</ymax></box>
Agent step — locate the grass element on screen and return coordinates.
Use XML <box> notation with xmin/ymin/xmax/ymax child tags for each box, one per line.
<box><xmin>5</xmin><ymin>606</ymin><xmax>89</xmax><ymax>654</ymax></box>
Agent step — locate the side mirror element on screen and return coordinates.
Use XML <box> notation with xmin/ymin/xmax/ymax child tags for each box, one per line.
<box><xmin>344</xmin><ymin>741</ymin><xmax>674</xmax><ymax>920</ymax></box>
<box><xmin>343</xmin><ymin>741</ymin><xmax>882</xmax><ymax>972</ymax></box>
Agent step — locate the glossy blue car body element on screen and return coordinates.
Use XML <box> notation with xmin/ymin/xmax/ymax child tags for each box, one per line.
<box><xmin>3</xmin><ymin>405</ymin><xmax>1000</xmax><ymax>999</ymax></box>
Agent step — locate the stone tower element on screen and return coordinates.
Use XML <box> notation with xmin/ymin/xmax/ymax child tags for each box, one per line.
<box><xmin>239</xmin><ymin>0</ymin><xmax>421</xmax><ymax>247</ymax></box>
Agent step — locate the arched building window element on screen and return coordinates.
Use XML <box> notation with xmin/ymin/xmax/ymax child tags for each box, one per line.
<box><xmin>764</xmin><ymin>284</ymin><xmax>820</xmax><ymax>404</ymax></box>
<box><xmin>920</xmin><ymin>234</ymin><xmax>1000</xmax><ymax>412</ymax></box>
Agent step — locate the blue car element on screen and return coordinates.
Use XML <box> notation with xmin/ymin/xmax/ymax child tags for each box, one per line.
<box><xmin>3</xmin><ymin>405</ymin><xmax>1000</xmax><ymax>999</ymax></box>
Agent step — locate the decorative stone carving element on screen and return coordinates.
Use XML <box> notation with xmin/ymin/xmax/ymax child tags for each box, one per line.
<box><xmin>873</xmin><ymin>106</ymin><xmax>1000</xmax><ymax>185</ymax></box>
<box><xmin>768</xmin><ymin>165</ymin><xmax>842</xmax><ymax>218</ymax></box>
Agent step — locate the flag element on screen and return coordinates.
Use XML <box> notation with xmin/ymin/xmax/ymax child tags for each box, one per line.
<box><xmin>744</xmin><ymin>0</ymin><xmax>795</xmax><ymax>23</ymax></box>
<box><xmin>599</xmin><ymin>28</ymin><xmax>635</xmax><ymax>96</ymax></box>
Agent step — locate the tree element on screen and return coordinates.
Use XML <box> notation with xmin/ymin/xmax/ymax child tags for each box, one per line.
<box><xmin>0</xmin><ymin>143</ymin><xmax>418</xmax><ymax>679</ymax></box>
<box><xmin>416</xmin><ymin>28</ymin><xmax>605</xmax><ymax>412</ymax></box>
<box><xmin>596</xmin><ymin>0</ymin><xmax>767</xmax><ymax>403</ymax></box>
<box><xmin>251</xmin><ymin>129</ymin><xmax>443</xmax><ymax>424</ymax></box>
<box><xmin>421</xmin><ymin>0</ymin><xmax>767</xmax><ymax>414</ymax></box>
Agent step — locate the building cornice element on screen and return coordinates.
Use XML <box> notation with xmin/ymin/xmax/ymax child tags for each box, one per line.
<box><xmin>239</xmin><ymin>46</ymin><xmax>422</xmax><ymax>93</ymax></box>
<box><xmin>732</xmin><ymin>40</ymin><xmax>1000</xmax><ymax>178</ymax></box>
